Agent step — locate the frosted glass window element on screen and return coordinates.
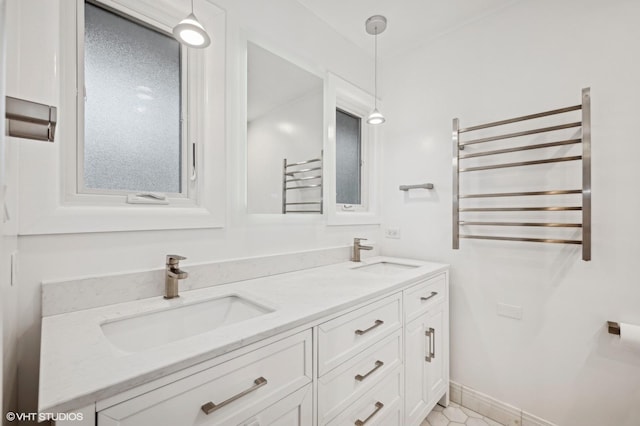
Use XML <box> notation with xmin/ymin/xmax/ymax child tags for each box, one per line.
<box><xmin>83</xmin><ymin>2</ymin><xmax>182</xmax><ymax>194</ymax></box>
<box><xmin>336</xmin><ymin>109</ymin><xmax>362</xmax><ymax>205</ymax></box>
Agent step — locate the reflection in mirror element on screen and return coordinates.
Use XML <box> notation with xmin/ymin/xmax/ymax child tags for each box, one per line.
<box><xmin>247</xmin><ymin>42</ymin><xmax>324</xmax><ymax>214</ymax></box>
<box><xmin>336</xmin><ymin>109</ymin><xmax>362</xmax><ymax>205</ymax></box>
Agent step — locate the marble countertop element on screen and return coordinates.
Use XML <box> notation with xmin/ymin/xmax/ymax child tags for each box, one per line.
<box><xmin>39</xmin><ymin>256</ymin><xmax>448</xmax><ymax>414</ymax></box>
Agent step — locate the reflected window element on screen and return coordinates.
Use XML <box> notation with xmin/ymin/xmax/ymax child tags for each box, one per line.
<box><xmin>336</xmin><ymin>108</ymin><xmax>362</xmax><ymax>205</ymax></box>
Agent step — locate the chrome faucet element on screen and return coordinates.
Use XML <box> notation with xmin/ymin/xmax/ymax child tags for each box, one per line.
<box><xmin>352</xmin><ymin>238</ymin><xmax>373</xmax><ymax>262</ymax></box>
<box><xmin>164</xmin><ymin>255</ymin><xmax>189</xmax><ymax>299</ymax></box>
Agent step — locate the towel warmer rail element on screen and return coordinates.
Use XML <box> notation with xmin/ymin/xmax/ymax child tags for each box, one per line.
<box><xmin>452</xmin><ymin>88</ymin><xmax>591</xmax><ymax>260</ymax></box>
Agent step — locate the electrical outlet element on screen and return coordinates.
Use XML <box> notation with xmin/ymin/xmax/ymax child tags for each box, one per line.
<box><xmin>497</xmin><ymin>303</ymin><xmax>522</xmax><ymax>320</ymax></box>
<box><xmin>384</xmin><ymin>227</ymin><xmax>401</xmax><ymax>239</ymax></box>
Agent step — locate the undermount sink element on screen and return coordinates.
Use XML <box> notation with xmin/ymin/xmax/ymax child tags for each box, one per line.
<box><xmin>101</xmin><ymin>295</ymin><xmax>273</xmax><ymax>353</ymax></box>
<box><xmin>353</xmin><ymin>261</ymin><xmax>419</xmax><ymax>275</ymax></box>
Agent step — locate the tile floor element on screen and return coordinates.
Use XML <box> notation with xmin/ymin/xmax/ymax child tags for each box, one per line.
<box><xmin>421</xmin><ymin>402</ymin><xmax>505</xmax><ymax>426</ymax></box>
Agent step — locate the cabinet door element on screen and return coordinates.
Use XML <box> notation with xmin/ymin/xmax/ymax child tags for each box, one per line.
<box><xmin>404</xmin><ymin>303</ymin><xmax>447</xmax><ymax>426</ymax></box>
<box><xmin>404</xmin><ymin>315</ymin><xmax>429</xmax><ymax>426</ymax></box>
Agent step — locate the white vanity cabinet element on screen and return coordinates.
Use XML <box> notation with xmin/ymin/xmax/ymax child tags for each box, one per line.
<box><xmin>45</xmin><ymin>260</ymin><xmax>449</xmax><ymax>426</ymax></box>
<box><xmin>403</xmin><ymin>274</ymin><xmax>449</xmax><ymax>426</ymax></box>
<box><xmin>97</xmin><ymin>331</ymin><xmax>312</xmax><ymax>426</ymax></box>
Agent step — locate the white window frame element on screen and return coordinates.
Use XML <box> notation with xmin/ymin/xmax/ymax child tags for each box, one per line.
<box><xmin>16</xmin><ymin>0</ymin><xmax>226</xmax><ymax>235</ymax></box>
<box><xmin>325</xmin><ymin>73</ymin><xmax>381</xmax><ymax>226</ymax></box>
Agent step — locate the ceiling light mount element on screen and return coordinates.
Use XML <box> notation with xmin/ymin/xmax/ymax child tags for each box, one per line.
<box><xmin>365</xmin><ymin>15</ymin><xmax>387</xmax><ymax>36</ymax></box>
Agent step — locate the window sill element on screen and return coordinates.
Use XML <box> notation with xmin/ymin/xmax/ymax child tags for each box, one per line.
<box><xmin>327</xmin><ymin>211</ymin><xmax>381</xmax><ymax>226</ymax></box>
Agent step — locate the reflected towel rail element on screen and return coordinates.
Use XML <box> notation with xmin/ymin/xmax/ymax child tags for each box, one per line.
<box><xmin>285</xmin><ymin>202</ymin><xmax>321</xmax><ymax>205</ymax></box>
<box><xmin>285</xmin><ymin>184</ymin><xmax>321</xmax><ymax>190</ymax></box>
<box><xmin>285</xmin><ymin>158</ymin><xmax>321</xmax><ymax>167</ymax></box>
<box><xmin>282</xmin><ymin>152</ymin><xmax>323</xmax><ymax>214</ymax></box>
<box><xmin>286</xmin><ymin>175</ymin><xmax>322</xmax><ymax>182</ymax></box>
<box><xmin>285</xmin><ymin>167</ymin><xmax>321</xmax><ymax>176</ymax></box>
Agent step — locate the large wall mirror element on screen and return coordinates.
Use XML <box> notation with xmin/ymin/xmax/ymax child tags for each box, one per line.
<box><xmin>246</xmin><ymin>42</ymin><xmax>324</xmax><ymax>214</ymax></box>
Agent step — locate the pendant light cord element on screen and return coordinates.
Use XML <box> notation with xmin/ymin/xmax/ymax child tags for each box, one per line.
<box><xmin>191</xmin><ymin>0</ymin><xmax>194</xmax><ymax>14</ymax></box>
<box><xmin>374</xmin><ymin>28</ymin><xmax>378</xmax><ymax>109</ymax></box>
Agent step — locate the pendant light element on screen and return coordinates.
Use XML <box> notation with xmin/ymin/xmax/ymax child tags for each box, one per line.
<box><xmin>365</xmin><ymin>15</ymin><xmax>387</xmax><ymax>125</ymax></box>
<box><xmin>173</xmin><ymin>0</ymin><xmax>211</xmax><ymax>49</ymax></box>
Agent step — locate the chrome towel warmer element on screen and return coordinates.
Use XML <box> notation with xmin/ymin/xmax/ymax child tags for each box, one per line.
<box><xmin>282</xmin><ymin>152</ymin><xmax>323</xmax><ymax>214</ymax></box>
<box><xmin>452</xmin><ymin>88</ymin><xmax>591</xmax><ymax>261</ymax></box>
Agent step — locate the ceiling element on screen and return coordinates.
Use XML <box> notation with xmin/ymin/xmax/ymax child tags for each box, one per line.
<box><xmin>296</xmin><ymin>0</ymin><xmax>517</xmax><ymax>58</ymax></box>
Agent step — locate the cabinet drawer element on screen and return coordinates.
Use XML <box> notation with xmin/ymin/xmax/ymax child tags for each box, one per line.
<box><xmin>98</xmin><ymin>331</ymin><xmax>311</xmax><ymax>426</ymax></box>
<box><xmin>318</xmin><ymin>330</ymin><xmax>402</xmax><ymax>425</ymax></box>
<box><xmin>237</xmin><ymin>383</ymin><xmax>312</xmax><ymax>426</ymax></box>
<box><xmin>318</xmin><ymin>294</ymin><xmax>402</xmax><ymax>376</ymax></box>
<box><xmin>403</xmin><ymin>273</ymin><xmax>446</xmax><ymax>321</ymax></box>
<box><xmin>326</xmin><ymin>365</ymin><xmax>402</xmax><ymax>426</ymax></box>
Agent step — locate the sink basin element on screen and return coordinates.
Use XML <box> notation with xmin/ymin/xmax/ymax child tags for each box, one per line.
<box><xmin>101</xmin><ymin>295</ymin><xmax>273</xmax><ymax>352</ymax></box>
<box><xmin>353</xmin><ymin>261</ymin><xmax>419</xmax><ymax>275</ymax></box>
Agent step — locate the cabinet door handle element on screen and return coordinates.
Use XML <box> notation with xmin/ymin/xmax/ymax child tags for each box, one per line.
<box><xmin>354</xmin><ymin>401</ymin><xmax>384</xmax><ymax>425</ymax></box>
<box><xmin>355</xmin><ymin>360</ymin><xmax>384</xmax><ymax>382</ymax></box>
<box><xmin>201</xmin><ymin>377</ymin><xmax>267</xmax><ymax>415</ymax></box>
<box><xmin>420</xmin><ymin>291</ymin><xmax>438</xmax><ymax>301</ymax></box>
<box><xmin>430</xmin><ymin>327</ymin><xmax>436</xmax><ymax>359</ymax></box>
<box><xmin>355</xmin><ymin>319</ymin><xmax>384</xmax><ymax>335</ymax></box>
<box><xmin>425</xmin><ymin>328</ymin><xmax>433</xmax><ymax>362</ymax></box>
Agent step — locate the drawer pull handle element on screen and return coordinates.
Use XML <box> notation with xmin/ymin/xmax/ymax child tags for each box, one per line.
<box><xmin>355</xmin><ymin>360</ymin><xmax>384</xmax><ymax>382</ymax></box>
<box><xmin>425</xmin><ymin>327</ymin><xmax>435</xmax><ymax>362</ymax></box>
<box><xmin>355</xmin><ymin>319</ymin><xmax>384</xmax><ymax>335</ymax></box>
<box><xmin>355</xmin><ymin>401</ymin><xmax>384</xmax><ymax>426</ymax></box>
<box><xmin>201</xmin><ymin>376</ymin><xmax>267</xmax><ymax>415</ymax></box>
<box><xmin>420</xmin><ymin>291</ymin><xmax>438</xmax><ymax>301</ymax></box>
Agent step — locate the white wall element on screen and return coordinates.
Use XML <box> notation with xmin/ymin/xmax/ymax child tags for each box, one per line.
<box><xmin>6</xmin><ymin>0</ymin><xmax>376</xmax><ymax>422</ymax></box>
<box><xmin>0</xmin><ymin>0</ymin><xmax>5</xmax><ymax>417</ymax></box>
<box><xmin>379</xmin><ymin>0</ymin><xmax>640</xmax><ymax>425</ymax></box>
<box><xmin>248</xmin><ymin>89</ymin><xmax>323</xmax><ymax>213</ymax></box>
<box><xmin>1</xmin><ymin>0</ymin><xmax>21</xmax><ymax>422</ymax></box>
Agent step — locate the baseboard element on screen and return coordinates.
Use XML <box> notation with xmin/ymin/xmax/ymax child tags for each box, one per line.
<box><xmin>521</xmin><ymin>411</ymin><xmax>558</xmax><ymax>426</ymax></box>
<box><xmin>449</xmin><ymin>381</ymin><xmax>557</xmax><ymax>426</ymax></box>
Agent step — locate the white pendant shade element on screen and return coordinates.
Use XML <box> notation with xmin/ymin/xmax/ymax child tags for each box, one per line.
<box><xmin>173</xmin><ymin>13</ymin><xmax>210</xmax><ymax>48</ymax></box>
<box><xmin>367</xmin><ymin>108</ymin><xmax>386</xmax><ymax>125</ymax></box>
